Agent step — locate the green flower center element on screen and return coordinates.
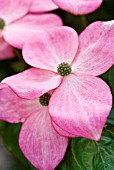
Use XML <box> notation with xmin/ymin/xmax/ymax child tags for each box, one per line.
<box><xmin>39</xmin><ymin>93</ymin><xmax>51</xmax><ymax>106</ymax></box>
<box><xmin>0</xmin><ymin>18</ymin><xmax>5</xmax><ymax>30</ymax></box>
<box><xmin>57</xmin><ymin>62</ymin><xmax>72</xmax><ymax>76</ymax></box>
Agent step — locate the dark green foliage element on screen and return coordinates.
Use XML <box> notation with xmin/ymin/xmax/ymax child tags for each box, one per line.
<box><xmin>71</xmin><ymin>125</ymin><xmax>114</xmax><ymax>170</ymax></box>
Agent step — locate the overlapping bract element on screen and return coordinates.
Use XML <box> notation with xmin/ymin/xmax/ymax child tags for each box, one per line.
<box><xmin>0</xmin><ymin>84</ymin><xmax>68</xmax><ymax>170</ymax></box>
<box><xmin>3</xmin><ymin>21</ymin><xmax>114</xmax><ymax>141</ymax></box>
<box><xmin>0</xmin><ymin>0</ymin><xmax>62</xmax><ymax>60</ymax></box>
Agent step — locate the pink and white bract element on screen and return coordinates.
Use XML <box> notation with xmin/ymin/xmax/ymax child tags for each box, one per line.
<box><xmin>0</xmin><ymin>83</ymin><xmax>68</xmax><ymax>170</ymax></box>
<box><xmin>0</xmin><ymin>31</ymin><xmax>14</xmax><ymax>60</ymax></box>
<box><xmin>0</xmin><ymin>0</ymin><xmax>62</xmax><ymax>60</ymax></box>
<box><xmin>30</xmin><ymin>0</ymin><xmax>58</xmax><ymax>13</ymax></box>
<box><xmin>3</xmin><ymin>21</ymin><xmax>114</xmax><ymax>140</ymax></box>
<box><xmin>52</xmin><ymin>0</ymin><xmax>103</xmax><ymax>15</ymax></box>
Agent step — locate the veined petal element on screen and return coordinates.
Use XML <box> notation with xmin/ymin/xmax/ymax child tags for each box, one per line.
<box><xmin>0</xmin><ymin>0</ymin><xmax>32</xmax><ymax>24</ymax></box>
<box><xmin>2</xmin><ymin>68</ymin><xmax>62</xmax><ymax>99</ymax></box>
<box><xmin>0</xmin><ymin>35</ymin><xmax>14</xmax><ymax>60</ymax></box>
<box><xmin>52</xmin><ymin>0</ymin><xmax>103</xmax><ymax>15</ymax></box>
<box><xmin>30</xmin><ymin>0</ymin><xmax>58</xmax><ymax>13</ymax></box>
<box><xmin>52</xmin><ymin>121</ymin><xmax>76</xmax><ymax>137</ymax></box>
<box><xmin>0</xmin><ymin>83</ymin><xmax>40</xmax><ymax>123</ymax></box>
<box><xmin>72</xmin><ymin>21</ymin><xmax>114</xmax><ymax>76</ymax></box>
<box><xmin>23</xmin><ymin>26</ymin><xmax>78</xmax><ymax>72</ymax></box>
<box><xmin>19</xmin><ymin>107</ymin><xmax>68</xmax><ymax>170</ymax></box>
<box><xmin>49</xmin><ymin>74</ymin><xmax>112</xmax><ymax>141</ymax></box>
<box><xmin>4</xmin><ymin>14</ymin><xmax>63</xmax><ymax>49</ymax></box>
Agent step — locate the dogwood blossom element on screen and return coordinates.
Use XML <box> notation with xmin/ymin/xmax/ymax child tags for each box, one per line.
<box><xmin>0</xmin><ymin>83</ymin><xmax>68</xmax><ymax>170</ymax></box>
<box><xmin>3</xmin><ymin>21</ymin><xmax>114</xmax><ymax>140</ymax></box>
<box><xmin>0</xmin><ymin>0</ymin><xmax>62</xmax><ymax>60</ymax></box>
<box><xmin>30</xmin><ymin>0</ymin><xmax>58</xmax><ymax>13</ymax></box>
<box><xmin>52</xmin><ymin>0</ymin><xmax>103</xmax><ymax>15</ymax></box>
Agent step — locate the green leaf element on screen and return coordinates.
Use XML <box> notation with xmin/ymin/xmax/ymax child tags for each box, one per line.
<box><xmin>71</xmin><ymin>125</ymin><xmax>114</xmax><ymax>170</ymax></box>
<box><xmin>2</xmin><ymin>122</ymin><xmax>30</xmax><ymax>168</ymax></box>
<box><xmin>107</xmin><ymin>108</ymin><xmax>114</xmax><ymax>125</ymax></box>
<box><xmin>56</xmin><ymin>141</ymin><xmax>81</xmax><ymax>170</ymax></box>
<box><xmin>0</xmin><ymin>120</ymin><xmax>5</xmax><ymax>136</ymax></box>
<box><xmin>109</xmin><ymin>65</ymin><xmax>114</xmax><ymax>96</ymax></box>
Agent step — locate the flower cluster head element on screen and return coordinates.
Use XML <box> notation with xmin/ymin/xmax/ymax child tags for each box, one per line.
<box><xmin>0</xmin><ymin>0</ymin><xmax>62</xmax><ymax>60</ymax></box>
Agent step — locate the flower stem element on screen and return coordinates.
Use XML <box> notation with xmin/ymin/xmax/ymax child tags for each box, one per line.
<box><xmin>80</xmin><ymin>15</ymin><xmax>87</xmax><ymax>29</ymax></box>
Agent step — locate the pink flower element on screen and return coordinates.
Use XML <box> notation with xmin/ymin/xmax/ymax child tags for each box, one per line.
<box><xmin>0</xmin><ymin>83</ymin><xmax>68</xmax><ymax>170</ymax></box>
<box><xmin>30</xmin><ymin>0</ymin><xmax>58</xmax><ymax>13</ymax></box>
<box><xmin>3</xmin><ymin>21</ymin><xmax>114</xmax><ymax>140</ymax></box>
<box><xmin>52</xmin><ymin>0</ymin><xmax>103</xmax><ymax>15</ymax></box>
<box><xmin>0</xmin><ymin>0</ymin><xmax>62</xmax><ymax>60</ymax></box>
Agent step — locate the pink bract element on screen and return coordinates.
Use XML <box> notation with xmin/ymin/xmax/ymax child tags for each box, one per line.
<box><xmin>0</xmin><ymin>0</ymin><xmax>62</xmax><ymax>60</ymax></box>
<box><xmin>3</xmin><ymin>21</ymin><xmax>114</xmax><ymax>140</ymax></box>
<box><xmin>0</xmin><ymin>84</ymin><xmax>68</xmax><ymax>170</ymax></box>
<box><xmin>0</xmin><ymin>32</ymin><xmax>14</xmax><ymax>60</ymax></box>
<box><xmin>30</xmin><ymin>0</ymin><xmax>58</xmax><ymax>13</ymax></box>
<box><xmin>52</xmin><ymin>0</ymin><xmax>103</xmax><ymax>15</ymax></box>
